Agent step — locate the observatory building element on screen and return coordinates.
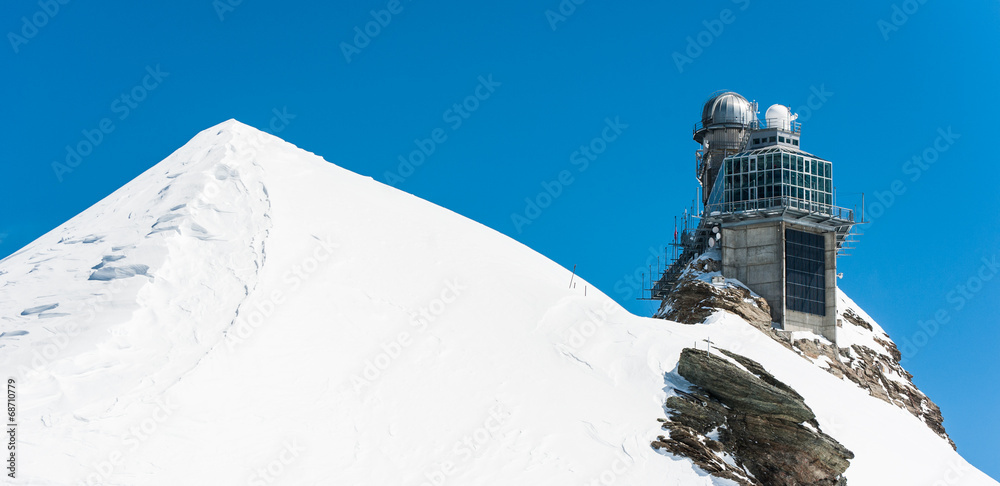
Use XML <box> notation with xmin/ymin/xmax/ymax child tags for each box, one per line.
<box><xmin>649</xmin><ymin>91</ymin><xmax>858</xmax><ymax>342</ymax></box>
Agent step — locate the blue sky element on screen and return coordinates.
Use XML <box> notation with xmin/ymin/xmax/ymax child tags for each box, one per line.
<box><xmin>3</xmin><ymin>0</ymin><xmax>999</xmax><ymax>478</ymax></box>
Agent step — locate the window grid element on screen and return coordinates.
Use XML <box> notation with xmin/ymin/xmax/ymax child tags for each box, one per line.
<box><xmin>785</xmin><ymin>229</ymin><xmax>826</xmax><ymax>315</ymax></box>
<box><xmin>719</xmin><ymin>151</ymin><xmax>834</xmax><ymax>213</ymax></box>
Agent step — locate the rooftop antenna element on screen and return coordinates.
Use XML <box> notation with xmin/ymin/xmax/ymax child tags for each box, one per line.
<box><xmin>862</xmin><ymin>192</ymin><xmax>866</xmax><ymax>223</ymax></box>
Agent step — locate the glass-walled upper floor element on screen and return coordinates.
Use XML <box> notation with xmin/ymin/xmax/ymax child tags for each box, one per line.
<box><xmin>706</xmin><ymin>147</ymin><xmax>835</xmax><ymax>215</ymax></box>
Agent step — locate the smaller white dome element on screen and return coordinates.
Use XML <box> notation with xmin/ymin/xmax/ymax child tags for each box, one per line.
<box><xmin>765</xmin><ymin>104</ymin><xmax>797</xmax><ymax>130</ymax></box>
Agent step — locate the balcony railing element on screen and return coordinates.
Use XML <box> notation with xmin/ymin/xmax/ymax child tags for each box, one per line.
<box><xmin>759</xmin><ymin>118</ymin><xmax>802</xmax><ymax>134</ymax></box>
<box><xmin>693</xmin><ymin>118</ymin><xmax>802</xmax><ymax>136</ymax></box>
<box><xmin>693</xmin><ymin>119</ymin><xmax>758</xmax><ymax>136</ymax></box>
<box><xmin>705</xmin><ymin>196</ymin><xmax>854</xmax><ymax>222</ymax></box>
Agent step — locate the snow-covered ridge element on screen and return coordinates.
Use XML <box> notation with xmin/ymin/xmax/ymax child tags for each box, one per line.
<box><xmin>0</xmin><ymin>120</ymin><xmax>994</xmax><ymax>485</ymax></box>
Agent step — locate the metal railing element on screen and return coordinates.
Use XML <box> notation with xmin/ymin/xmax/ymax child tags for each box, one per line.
<box><xmin>705</xmin><ymin>196</ymin><xmax>854</xmax><ymax>222</ymax></box>
<box><xmin>693</xmin><ymin>119</ymin><xmax>758</xmax><ymax>136</ymax></box>
<box><xmin>759</xmin><ymin>118</ymin><xmax>802</xmax><ymax>133</ymax></box>
<box><xmin>693</xmin><ymin>118</ymin><xmax>800</xmax><ymax>137</ymax></box>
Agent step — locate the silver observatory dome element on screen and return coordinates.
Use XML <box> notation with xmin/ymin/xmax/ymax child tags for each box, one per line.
<box><xmin>700</xmin><ymin>91</ymin><xmax>754</xmax><ymax>128</ymax></box>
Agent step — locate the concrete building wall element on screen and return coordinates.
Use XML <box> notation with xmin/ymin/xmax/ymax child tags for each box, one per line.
<box><xmin>721</xmin><ymin>220</ymin><xmax>838</xmax><ymax>342</ymax></box>
<box><xmin>721</xmin><ymin>222</ymin><xmax>783</xmax><ymax>324</ymax></box>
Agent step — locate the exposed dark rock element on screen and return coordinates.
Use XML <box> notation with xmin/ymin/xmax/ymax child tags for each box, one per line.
<box><xmin>654</xmin><ymin>348</ymin><xmax>853</xmax><ymax>486</ymax></box>
<box><xmin>839</xmin><ymin>344</ymin><xmax>952</xmax><ymax>448</ymax></box>
<box><xmin>790</xmin><ymin>334</ymin><xmax>951</xmax><ymax>448</ymax></box>
<box><xmin>655</xmin><ymin>255</ymin><xmax>955</xmax><ymax>448</ymax></box>
<box><xmin>873</xmin><ymin>336</ymin><xmax>903</xmax><ymax>362</ymax></box>
<box><xmin>678</xmin><ymin>348</ymin><xmax>813</xmax><ymax>424</ymax></box>
<box><xmin>718</xmin><ymin>349</ymin><xmax>803</xmax><ymax>399</ymax></box>
<box><xmin>842</xmin><ymin>308</ymin><xmax>873</xmax><ymax>331</ymax></box>
<box><xmin>725</xmin><ymin>413</ymin><xmax>851</xmax><ymax>486</ymax></box>
<box><xmin>657</xmin><ymin>271</ymin><xmax>773</xmax><ymax>331</ymax></box>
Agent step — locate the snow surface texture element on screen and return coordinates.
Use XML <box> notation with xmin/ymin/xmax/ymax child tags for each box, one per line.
<box><xmin>0</xmin><ymin>120</ymin><xmax>994</xmax><ymax>485</ymax></box>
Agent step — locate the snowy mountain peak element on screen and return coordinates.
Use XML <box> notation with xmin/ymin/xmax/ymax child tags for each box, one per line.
<box><xmin>198</xmin><ymin>118</ymin><xmax>268</xmax><ymax>144</ymax></box>
<box><xmin>1</xmin><ymin>122</ymin><xmax>996</xmax><ymax>485</ymax></box>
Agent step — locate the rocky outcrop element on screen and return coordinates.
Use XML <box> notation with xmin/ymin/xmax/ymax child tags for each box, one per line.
<box><xmin>678</xmin><ymin>348</ymin><xmax>813</xmax><ymax>423</ymax></box>
<box><xmin>655</xmin><ymin>255</ymin><xmax>955</xmax><ymax>448</ymax></box>
<box><xmin>842</xmin><ymin>308</ymin><xmax>872</xmax><ymax>331</ymax></box>
<box><xmin>656</xmin><ymin>258</ymin><xmax>772</xmax><ymax>330</ymax></box>
<box><xmin>790</xmin><ymin>321</ymin><xmax>954</xmax><ymax>449</ymax></box>
<box><xmin>654</xmin><ymin>348</ymin><xmax>853</xmax><ymax>486</ymax></box>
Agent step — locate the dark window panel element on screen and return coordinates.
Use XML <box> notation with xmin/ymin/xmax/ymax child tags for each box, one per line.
<box><xmin>785</xmin><ymin>228</ymin><xmax>826</xmax><ymax>316</ymax></box>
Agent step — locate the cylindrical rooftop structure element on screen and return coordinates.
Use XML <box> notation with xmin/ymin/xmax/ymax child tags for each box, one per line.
<box><xmin>694</xmin><ymin>91</ymin><xmax>756</xmax><ymax>206</ymax></box>
<box><xmin>764</xmin><ymin>104</ymin><xmax>797</xmax><ymax>131</ymax></box>
<box><xmin>694</xmin><ymin>91</ymin><xmax>755</xmax><ymax>143</ymax></box>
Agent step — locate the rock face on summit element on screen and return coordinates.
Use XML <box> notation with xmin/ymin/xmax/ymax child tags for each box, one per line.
<box><xmin>656</xmin><ymin>258</ymin><xmax>772</xmax><ymax>329</ymax></box>
<box><xmin>655</xmin><ymin>254</ymin><xmax>954</xmax><ymax>448</ymax></box>
<box><xmin>654</xmin><ymin>348</ymin><xmax>854</xmax><ymax>486</ymax></box>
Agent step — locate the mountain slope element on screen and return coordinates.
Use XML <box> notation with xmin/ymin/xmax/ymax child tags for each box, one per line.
<box><xmin>0</xmin><ymin>120</ymin><xmax>994</xmax><ymax>485</ymax></box>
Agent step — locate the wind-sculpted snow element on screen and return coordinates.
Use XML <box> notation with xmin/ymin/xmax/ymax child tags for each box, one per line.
<box><xmin>0</xmin><ymin>121</ymin><xmax>994</xmax><ymax>485</ymax></box>
<box><xmin>88</xmin><ymin>263</ymin><xmax>150</xmax><ymax>281</ymax></box>
<box><xmin>20</xmin><ymin>303</ymin><xmax>58</xmax><ymax>315</ymax></box>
